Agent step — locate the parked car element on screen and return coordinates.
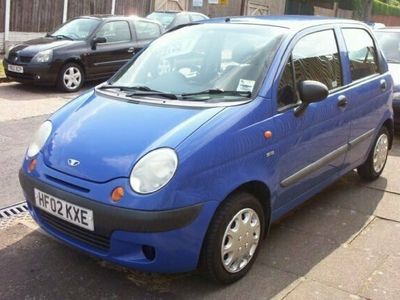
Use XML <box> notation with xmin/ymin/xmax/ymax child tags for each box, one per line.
<box><xmin>146</xmin><ymin>10</ymin><xmax>208</xmax><ymax>30</ymax></box>
<box><xmin>3</xmin><ymin>15</ymin><xmax>163</xmax><ymax>92</ymax></box>
<box><xmin>367</xmin><ymin>22</ymin><xmax>385</xmax><ymax>29</ymax></box>
<box><xmin>375</xmin><ymin>27</ymin><xmax>400</xmax><ymax>128</ymax></box>
<box><xmin>19</xmin><ymin>16</ymin><xmax>393</xmax><ymax>284</ymax></box>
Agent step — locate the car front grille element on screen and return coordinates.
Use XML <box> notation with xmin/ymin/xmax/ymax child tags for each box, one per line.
<box><xmin>39</xmin><ymin>209</ymin><xmax>110</xmax><ymax>251</ymax></box>
<box><xmin>19</xmin><ymin>56</ymin><xmax>33</xmax><ymax>63</ymax></box>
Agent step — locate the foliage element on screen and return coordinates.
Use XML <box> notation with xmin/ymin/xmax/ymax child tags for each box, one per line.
<box><xmin>0</xmin><ymin>61</ymin><xmax>5</xmax><ymax>78</ymax></box>
<box><xmin>373</xmin><ymin>0</ymin><xmax>400</xmax><ymax>16</ymax></box>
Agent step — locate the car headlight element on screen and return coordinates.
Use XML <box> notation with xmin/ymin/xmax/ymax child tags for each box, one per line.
<box><xmin>130</xmin><ymin>148</ymin><xmax>178</xmax><ymax>194</ymax></box>
<box><xmin>32</xmin><ymin>49</ymin><xmax>53</xmax><ymax>63</ymax></box>
<box><xmin>27</xmin><ymin>121</ymin><xmax>52</xmax><ymax>158</ymax></box>
<box><xmin>4</xmin><ymin>45</ymin><xmax>16</xmax><ymax>60</ymax></box>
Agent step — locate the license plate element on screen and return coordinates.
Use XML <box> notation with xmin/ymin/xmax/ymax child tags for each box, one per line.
<box><xmin>8</xmin><ymin>64</ymin><xmax>24</xmax><ymax>73</ymax></box>
<box><xmin>34</xmin><ymin>189</ymin><xmax>94</xmax><ymax>231</ymax></box>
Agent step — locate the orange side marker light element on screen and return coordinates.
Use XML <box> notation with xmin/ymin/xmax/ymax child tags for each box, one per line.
<box><xmin>264</xmin><ymin>131</ymin><xmax>273</xmax><ymax>140</ymax></box>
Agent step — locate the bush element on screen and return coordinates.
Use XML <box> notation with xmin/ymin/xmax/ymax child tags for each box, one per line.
<box><xmin>373</xmin><ymin>0</ymin><xmax>400</xmax><ymax>16</ymax></box>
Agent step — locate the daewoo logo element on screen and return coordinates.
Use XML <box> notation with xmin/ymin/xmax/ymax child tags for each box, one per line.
<box><xmin>67</xmin><ymin>159</ymin><xmax>80</xmax><ymax>167</ymax></box>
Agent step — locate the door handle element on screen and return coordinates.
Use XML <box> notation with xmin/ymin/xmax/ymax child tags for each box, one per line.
<box><xmin>380</xmin><ymin>79</ymin><xmax>387</xmax><ymax>91</ymax></box>
<box><xmin>337</xmin><ymin>95</ymin><xmax>348</xmax><ymax>108</ymax></box>
<box><xmin>127</xmin><ymin>47</ymin><xmax>136</xmax><ymax>53</ymax></box>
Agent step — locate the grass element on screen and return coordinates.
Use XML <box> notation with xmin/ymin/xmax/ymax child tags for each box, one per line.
<box><xmin>0</xmin><ymin>60</ymin><xmax>5</xmax><ymax>78</ymax></box>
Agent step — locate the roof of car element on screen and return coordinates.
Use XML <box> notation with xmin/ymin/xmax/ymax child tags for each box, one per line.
<box><xmin>201</xmin><ymin>15</ymin><xmax>362</xmax><ymax>29</ymax></box>
<box><xmin>77</xmin><ymin>14</ymin><xmax>161</xmax><ymax>24</ymax></box>
<box><xmin>374</xmin><ymin>26</ymin><xmax>400</xmax><ymax>32</ymax></box>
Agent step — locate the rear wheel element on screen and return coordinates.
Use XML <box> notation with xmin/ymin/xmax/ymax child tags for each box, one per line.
<box><xmin>357</xmin><ymin>126</ymin><xmax>390</xmax><ymax>180</ymax></box>
<box><xmin>57</xmin><ymin>63</ymin><xmax>84</xmax><ymax>92</ymax></box>
<box><xmin>200</xmin><ymin>192</ymin><xmax>265</xmax><ymax>284</ymax></box>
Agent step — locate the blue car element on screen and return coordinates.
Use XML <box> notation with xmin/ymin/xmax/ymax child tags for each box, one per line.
<box><xmin>19</xmin><ymin>16</ymin><xmax>394</xmax><ymax>284</ymax></box>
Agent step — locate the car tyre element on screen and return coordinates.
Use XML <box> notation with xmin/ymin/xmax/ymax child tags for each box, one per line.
<box><xmin>200</xmin><ymin>192</ymin><xmax>265</xmax><ymax>284</ymax></box>
<box><xmin>357</xmin><ymin>126</ymin><xmax>390</xmax><ymax>181</ymax></box>
<box><xmin>57</xmin><ymin>62</ymin><xmax>84</xmax><ymax>92</ymax></box>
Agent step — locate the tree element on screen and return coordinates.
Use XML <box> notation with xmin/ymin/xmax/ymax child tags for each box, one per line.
<box><xmin>361</xmin><ymin>0</ymin><xmax>374</xmax><ymax>22</ymax></box>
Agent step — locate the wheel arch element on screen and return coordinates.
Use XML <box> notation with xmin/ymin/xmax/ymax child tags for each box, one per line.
<box><xmin>60</xmin><ymin>58</ymin><xmax>86</xmax><ymax>77</ymax></box>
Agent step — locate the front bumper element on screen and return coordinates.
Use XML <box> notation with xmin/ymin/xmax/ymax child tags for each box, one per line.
<box><xmin>3</xmin><ymin>59</ymin><xmax>59</xmax><ymax>85</ymax></box>
<box><xmin>19</xmin><ymin>169</ymin><xmax>218</xmax><ymax>273</ymax></box>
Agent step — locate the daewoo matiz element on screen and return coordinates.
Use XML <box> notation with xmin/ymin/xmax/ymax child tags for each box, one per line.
<box><xmin>19</xmin><ymin>16</ymin><xmax>394</xmax><ymax>284</ymax></box>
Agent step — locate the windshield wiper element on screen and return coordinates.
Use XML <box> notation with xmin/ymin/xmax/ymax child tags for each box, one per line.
<box><xmin>98</xmin><ymin>85</ymin><xmax>178</xmax><ymax>100</ymax></box>
<box><xmin>50</xmin><ymin>34</ymin><xmax>73</xmax><ymax>40</ymax></box>
<box><xmin>181</xmin><ymin>88</ymin><xmax>252</xmax><ymax>99</ymax></box>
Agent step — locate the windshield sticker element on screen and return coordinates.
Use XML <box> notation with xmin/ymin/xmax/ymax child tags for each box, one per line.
<box><xmin>237</xmin><ymin>79</ymin><xmax>255</xmax><ymax>92</ymax></box>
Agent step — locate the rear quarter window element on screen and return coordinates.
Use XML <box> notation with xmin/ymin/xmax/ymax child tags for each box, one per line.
<box><xmin>135</xmin><ymin>21</ymin><xmax>162</xmax><ymax>40</ymax></box>
<box><xmin>342</xmin><ymin>28</ymin><xmax>379</xmax><ymax>81</ymax></box>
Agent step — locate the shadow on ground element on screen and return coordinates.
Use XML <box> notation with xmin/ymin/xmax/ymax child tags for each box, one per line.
<box><xmin>0</xmin><ymin>168</ymin><xmax>388</xmax><ymax>299</ymax></box>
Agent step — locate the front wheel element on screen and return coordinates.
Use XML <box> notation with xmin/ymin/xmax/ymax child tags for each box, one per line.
<box><xmin>57</xmin><ymin>63</ymin><xmax>84</xmax><ymax>92</ymax></box>
<box><xmin>357</xmin><ymin>126</ymin><xmax>390</xmax><ymax>180</ymax></box>
<box><xmin>200</xmin><ymin>192</ymin><xmax>265</xmax><ymax>284</ymax></box>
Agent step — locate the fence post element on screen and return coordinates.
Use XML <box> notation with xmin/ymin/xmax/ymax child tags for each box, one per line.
<box><xmin>63</xmin><ymin>0</ymin><xmax>69</xmax><ymax>23</ymax></box>
<box><xmin>4</xmin><ymin>0</ymin><xmax>10</xmax><ymax>49</ymax></box>
<box><xmin>111</xmin><ymin>0</ymin><xmax>116</xmax><ymax>15</ymax></box>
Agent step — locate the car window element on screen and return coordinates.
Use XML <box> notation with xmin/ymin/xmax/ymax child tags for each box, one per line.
<box><xmin>342</xmin><ymin>28</ymin><xmax>379</xmax><ymax>81</ymax></box>
<box><xmin>191</xmin><ymin>14</ymin><xmax>207</xmax><ymax>22</ymax></box>
<box><xmin>173</xmin><ymin>14</ymin><xmax>191</xmax><ymax>27</ymax></box>
<box><xmin>51</xmin><ymin>18</ymin><xmax>101</xmax><ymax>40</ymax></box>
<box><xmin>135</xmin><ymin>21</ymin><xmax>161</xmax><ymax>40</ymax></box>
<box><xmin>375</xmin><ymin>31</ymin><xmax>400</xmax><ymax>63</ymax></box>
<box><xmin>96</xmin><ymin>21</ymin><xmax>131</xmax><ymax>43</ymax></box>
<box><xmin>278</xmin><ymin>30</ymin><xmax>342</xmax><ymax>108</ymax></box>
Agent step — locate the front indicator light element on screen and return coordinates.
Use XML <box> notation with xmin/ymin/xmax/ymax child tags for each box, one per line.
<box><xmin>111</xmin><ymin>186</ymin><xmax>125</xmax><ymax>202</ymax></box>
<box><xmin>28</xmin><ymin>159</ymin><xmax>37</xmax><ymax>173</ymax></box>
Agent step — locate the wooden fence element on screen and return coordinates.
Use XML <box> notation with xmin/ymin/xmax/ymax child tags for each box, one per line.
<box><xmin>0</xmin><ymin>0</ymin><xmax>4</xmax><ymax>32</ymax></box>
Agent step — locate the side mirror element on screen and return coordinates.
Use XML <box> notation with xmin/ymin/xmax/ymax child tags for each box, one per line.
<box><xmin>294</xmin><ymin>80</ymin><xmax>328</xmax><ymax>117</ymax></box>
<box><xmin>91</xmin><ymin>37</ymin><xmax>107</xmax><ymax>49</ymax></box>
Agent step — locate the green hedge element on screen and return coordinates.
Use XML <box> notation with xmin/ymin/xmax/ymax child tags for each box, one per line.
<box><xmin>373</xmin><ymin>0</ymin><xmax>400</xmax><ymax>16</ymax></box>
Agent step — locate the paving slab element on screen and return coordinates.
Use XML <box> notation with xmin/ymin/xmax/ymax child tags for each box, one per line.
<box><xmin>349</xmin><ymin>218</ymin><xmax>400</xmax><ymax>256</ymax></box>
<box><xmin>306</xmin><ymin>246</ymin><xmax>385</xmax><ymax>294</ymax></box>
<box><xmin>359</xmin><ymin>255</ymin><xmax>400</xmax><ymax>300</ymax></box>
<box><xmin>283</xmin><ymin>280</ymin><xmax>363</xmax><ymax>300</ymax></box>
<box><xmin>319</xmin><ymin>184</ymin><xmax>400</xmax><ymax>222</ymax></box>
<box><xmin>257</xmin><ymin>225</ymin><xmax>339</xmax><ymax>275</ymax></box>
<box><xmin>364</xmin><ymin>154</ymin><xmax>400</xmax><ymax>195</ymax></box>
<box><xmin>278</xmin><ymin>195</ymin><xmax>373</xmax><ymax>245</ymax></box>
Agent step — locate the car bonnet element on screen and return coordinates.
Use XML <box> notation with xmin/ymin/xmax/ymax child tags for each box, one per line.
<box><xmin>41</xmin><ymin>92</ymin><xmax>224</xmax><ymax>183</ymax></box>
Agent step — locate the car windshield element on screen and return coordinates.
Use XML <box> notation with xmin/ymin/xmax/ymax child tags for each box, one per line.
<box><xmin>375</xmin><ymin>31</ymin><xmax>400</xmax><ymax>63</ymax></box>
<box><xmin>147</xmin><ymin>12</ymin><xmax>176</xmax><ymax>27</ymax></box>
<box><xmin>51</xmin><ymin>18</ymin><xmax>101</xmax><ymax>40</ymax></box>
<box><xmin>108</xmin><ymin>24</ymin><xmax>287</xmax><ymax>102</ymax></box>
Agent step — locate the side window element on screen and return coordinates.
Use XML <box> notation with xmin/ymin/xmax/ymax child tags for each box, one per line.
<box><xmin>135</xmin><ymin>21</ymin><xmax>161</xmax><ymax>40</ymax></box>
<box><xmin>96</xmin><ymin>21</ymin><xmax>131</xmax><ymax>43</ymax></box>
<box><xmin>191</xmin><ymin>14</ymin><xmax>206</xmax><ymax>22</ymax></box>
<box><xmin>342</xmin><ymin>28</ymin><xmax>379</xmax><ymax>81</ymax></box>
<box><xmin>278</xmin><ymin>30</ymin><xmax>342</xmax><ymax>108</ymax></box>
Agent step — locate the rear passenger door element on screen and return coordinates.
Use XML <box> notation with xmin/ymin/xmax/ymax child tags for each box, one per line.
<box><xmin>274</xmin><ymin>28</ymin><xmax>351</xmax><ymax>210</ymax></box>
<box><xmin>340</xmin><ymin>27</ymin><xmax>390</xmax><ymax>166</ymax></box>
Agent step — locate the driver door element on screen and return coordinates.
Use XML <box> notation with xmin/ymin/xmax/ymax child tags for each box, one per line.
<box><xmin>86</xmin><ymin>20</ymin><xmax>136</xmax><ymax>79</ymax></box>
